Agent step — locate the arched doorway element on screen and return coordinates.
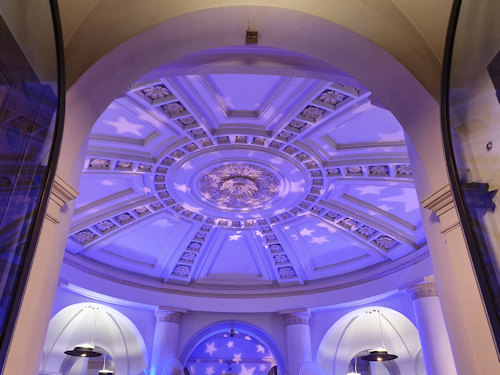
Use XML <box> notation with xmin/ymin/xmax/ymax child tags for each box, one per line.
<box><xmin>316</xmin><ymin>306</ymin><xmax>425</xmax><ymax>375</ymax></box>
<box><xmin>40</xmin><ymin>303</ymin><xmax>148</xmax><ymax>375</ymax></box>
<box><xmin>180</xmin><ymin>320</ymin><xmax>286</xmax><ymax>375</ymax></box>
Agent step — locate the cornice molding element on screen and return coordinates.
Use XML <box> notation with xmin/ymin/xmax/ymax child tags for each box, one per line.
<box><xmin>51</xmin><ymin>175</ymin><xmax>79</xmax><ymax>207</ymax></box>
<box><xmin>421</xmin><ymin>184</ymin><xmax>455</xmax><ymax>217</ymax></box>
<box><xmin>281</xmin><ymin>309</ymin><xmax>311</xmax><ymax>325</ymax></box>
<box><xmin>62</xmin><ymin>249</ymin><xmax>430</xmax><ymax>299</ymax></box>
<box><xmin>407</xmin><ymin>282</ymin><xmax>438</xmax><ymax>300</ymax></box>
<box><xmin>155</xmin><ymin>309</ymin><xmax>185</xmax><ymax>324</ymax></box>
<box><xmin>421</xmin><ymin>184</ymin><xmax>462</xmax><ymax>234</ymax></box>
<box><xmin>45</xmin><ymin>175</ymin><xmax>79</xmax><ymax>224</ymax></box>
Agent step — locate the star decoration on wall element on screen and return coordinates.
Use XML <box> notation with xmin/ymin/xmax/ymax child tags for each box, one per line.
<box><xmin>380</xmin><ymin>188</ymin><xmax>419</xmax><ymax>212</ymax></box>
<box><xmin>187</xmin><ymin>331</ymin><xmax>277</xmax><ymax>375</ymax></box>
<box><xmin>174</xmin><ymin>183</ymin><xmax>190</xmax><ymax>193</ymax></box>
<box><xmin>299</xmin><ymin>228</ymin><xmax>315</xmax><ymax>236</ymax></box>
<box><xmin>103</xmin><ymin>116</ymin><xmax>145</xmax><ymax>137</ymax></box>
<box><xmin>205</xmin><ymin>341</ymin><xmax>217</xmax><ymax>356</ymax></box>
<box><xmin>355</xmin><ymin>185</ymin><xmax>387</xmax><ymax>196</ymax></box>
<box><xmin>310</xmin><ymin>236</ymin><xmax>329</xmax><ymax>245</ymax></box>
<box><xmin>233</xmin><ymin>353</ymin><xmax>242</xmax><ymax>364</ymax></box>
<box><xmin>240</xmin><ymin>364</ymin><xmax>256</xmax><ymax>375</ymax></box>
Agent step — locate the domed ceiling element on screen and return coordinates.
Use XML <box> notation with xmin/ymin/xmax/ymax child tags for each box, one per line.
<box><xmin>64</xmin><ymin>70</ymin><xmax>426</xmax><ymax>297</ymax></box>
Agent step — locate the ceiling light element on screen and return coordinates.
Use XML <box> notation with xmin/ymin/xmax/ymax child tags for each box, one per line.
<box><xmin>360</xmin><ymin>348</ymin><xmax>398</xmax><ymax>362</ymax></box>
<box><xmin>65</xmin><ymin>306</ymin><xmax>102</xmax><ymax>357</ymax></box>
<box><xmin>64</xmin><ymin>344</ymin><xmax>101</xmax><ymax>357</ymax></box>
<box><xmin>360</xmin><ymin>310</ymin><xmax>398</xmax><ymax>362</ymax></box>
<box><xmin>99</xmin><ymin>354</ymin><xmax>114</xmax><ymax>374</ymax></box>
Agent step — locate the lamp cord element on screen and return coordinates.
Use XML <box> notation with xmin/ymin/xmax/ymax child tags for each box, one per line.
<box><xmin>378</xmin><ymin>310</ymin><xmax>386</xmax><ymax>349</ymax></box>
<box><xmin>91</xmin><ymin>307</ymin><xmax>97</xmax><ymax>346</ymax></box>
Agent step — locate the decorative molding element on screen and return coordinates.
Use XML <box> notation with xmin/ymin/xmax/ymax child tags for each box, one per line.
<box><xmin>45</xmin><ymin>175</ymin><xmax>79</xmax><ymax>224</ymax></box>
<box><xmin>50</xmin><ymin>175</ymin><xmax>79</xmax><ymax>207</ymax></box>
<box><xmin>407</xmin><ymin>282</ymin><xmax>438</xmax><ymax>300</ymax></box>
<box><xmin>421</xmin><ymin>184</ymin><xmax>462</xmax><ymax>234</ymax></box>
<box><xmin>155</xmin><ymin>309</ymin><xmax>185</xmax><ymax>324</ymax></box>
<box><xmin>421</xmin><ymin>184</ymin><xmax>455</xmax><ymax>217</ymax></box>
<box><xmin>199</xmin><ymin>163</ymin><xmax>279</xmax><ymax>208</ymax></box>
<box><xmin>66</xmin><ymin>75</ymin><xmax>427</xmax><ymax>290</ymax></box>
<box><xmin>281</xmin><ymin>310</ymin><xmax>311</xmax><ymax>325</ymax></box>
<box><xmin>62</xmin><ymin>249</ymin><xmax>430</xmax><ymax>299</ymax></box>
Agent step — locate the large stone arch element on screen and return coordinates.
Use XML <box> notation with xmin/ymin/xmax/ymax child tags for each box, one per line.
<box><xmin>61</xmin><ymin>4</ymin><xmax>443</xmax><ymax>202</ymax></box>
<box><xmin>6</xmin><ymin>5</ymin><xmax>498</xmax><ymax>375</ymax></box>
<box><xmin>59</xmin><ymin>1</ymin><xmax>449</xmax><ymax>96</ymax></box>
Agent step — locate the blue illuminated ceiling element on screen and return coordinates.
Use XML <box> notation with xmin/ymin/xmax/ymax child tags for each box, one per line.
<box><xmin>65</xmin><ymin>70</ymin><xmax>427</xmax><ymax>294</ymax></box>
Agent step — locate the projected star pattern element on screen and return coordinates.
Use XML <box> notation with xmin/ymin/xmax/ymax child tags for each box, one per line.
<box><xmin>187</xmin><ymin>332</ymin><xmax>276</xmax><ymax>375</ymax></box>
<box><xmin>65</xmin><ymin>73</ymin><xmax>427</xmax><ymax>291</ymax></box>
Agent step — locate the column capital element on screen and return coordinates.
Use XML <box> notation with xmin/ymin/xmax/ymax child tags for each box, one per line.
<box><xmin>155</xmin><ymin>309</ymin><xmax>184</xmax><ymax>324</ymax></box>
<box><xmin>45</xmin><ymin>174</ymin><xmax>79</xmax><ymax>224</ymax></box>
<box><xmin>280</xmin><ymin>309</ymin><xmax>311</xmax><ymax>325</ymax></box>
<box><xmin>407</xmin><ymin>282</ymin><xmax>438</xmax><ymax>300</ymax></box>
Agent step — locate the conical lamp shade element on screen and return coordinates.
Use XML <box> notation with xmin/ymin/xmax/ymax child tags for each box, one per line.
<box><xmin>360</xmin><ymin>348</ymin><xmax>398</xmax><ymax>362</ymax></box>
<box><xmin>64</xmin><ymin>344</ymin><xmax>101</xmax><ymax>357</ymax></box>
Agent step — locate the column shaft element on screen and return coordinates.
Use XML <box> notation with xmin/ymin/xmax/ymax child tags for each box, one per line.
<box><xmin>408</xmin><ymin>282</ymin><xmax>457</xmax><ymax>375</ymax></box>
<box><xmin>421</xmin><ymin>186</ymin><xmax>500</xmax><ymax>374</ymax></box>
<box><xmin>282</xmin><ymin>311</ymin><xmax>312</xmax><ymax>375</ymax></box>
<box><xmin>150</xmin><ymin>310</ymin><xmax>184</xmax><ymax>375</ymax></box>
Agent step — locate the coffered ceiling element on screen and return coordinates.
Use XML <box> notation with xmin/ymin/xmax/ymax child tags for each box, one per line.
<box><xmin>65</xmin><ymin>71</ymin><xmax>426</xmax><ymax>294</ymax></box>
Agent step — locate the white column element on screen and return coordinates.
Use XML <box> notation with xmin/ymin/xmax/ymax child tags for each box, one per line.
<box><xmin>282</xmin><ymin>310</ymin><xmax>312</xmax><ymax>375</ymax></box>
<box><xmin>407</xmin><ymin>282</ymin><xmax>457</xmax><ymax>375</ymax></box>
<box><xmin>421</xmin><ymin>185</ymin><xmax>500</xmax><ymax>374</ymax></box>
<box><xmin>150</xmin><ymin>309</ymin><xmax>185</xmax><ymax>375</ymax></box>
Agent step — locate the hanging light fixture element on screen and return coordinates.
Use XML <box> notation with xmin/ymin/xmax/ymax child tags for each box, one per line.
<box><xmin>229</xmin><ymin>320</ymin><xmax>235</xmax><ymax>337</ymax></box>
<box><xmin>64</xmin><ymin>306</ymin><xmax>102</xmax><ymax>357</ymax></box>
<box><xmin>346</xmin><ymin>356</ymin><xmax>361</xmax><ymax>375</ymax></box>
<box><xmin>98</xmin><ymin>354</ymin><xmax>114</xmax><ymax>374</ymax></box>
<box><xmin>360</xmin><ymin>310</ymin><xmax>398</xmax><ymax>362</ymax></box>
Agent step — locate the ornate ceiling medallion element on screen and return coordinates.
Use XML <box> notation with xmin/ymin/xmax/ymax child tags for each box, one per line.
<box><xmin>199</xmin><ymin>163</ymin><xmax>279</xmax><ymax>208</ymax></box>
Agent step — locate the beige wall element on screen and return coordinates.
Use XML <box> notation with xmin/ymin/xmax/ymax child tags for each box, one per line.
<box><xmin>58</xmin><ymin>0</ymin><xmax>451</xmax><ymax>98</ymax></box>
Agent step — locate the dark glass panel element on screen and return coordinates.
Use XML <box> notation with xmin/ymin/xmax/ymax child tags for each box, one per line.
<box><xmin>0</xmin><ymin>0</ymin><xmax>64</xmax><ymax>368</ymax></box>
<box><xmin>442</xmin><ymin>0</ymin><xmax>500</xmax><ymax>354</ymax></box>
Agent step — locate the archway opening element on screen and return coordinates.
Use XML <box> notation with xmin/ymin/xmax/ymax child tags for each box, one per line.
<box><xmin>317</xmin><ymin>306</ymin><xmax>424</xmax><ymax>375</ymax></box>
<box><xmin>180</xmin><ymin>320</ymin><xmax>286</xmax><ymax>375</ymax></box>
<box><xmin>40</xmin><ymin>303</ymin><xmax>148</xmax><ymax>375</ymax></box>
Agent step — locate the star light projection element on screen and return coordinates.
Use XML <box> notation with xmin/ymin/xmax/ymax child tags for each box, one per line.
<box><xmin>187</xmin><ymin>331</ymin><xmax>277</xmax><ymax>375</ymax></box>
<box><xmin>69</xmin><ymin>73</ymin><xmax>423</xmax><ymax>287</ymax></box>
